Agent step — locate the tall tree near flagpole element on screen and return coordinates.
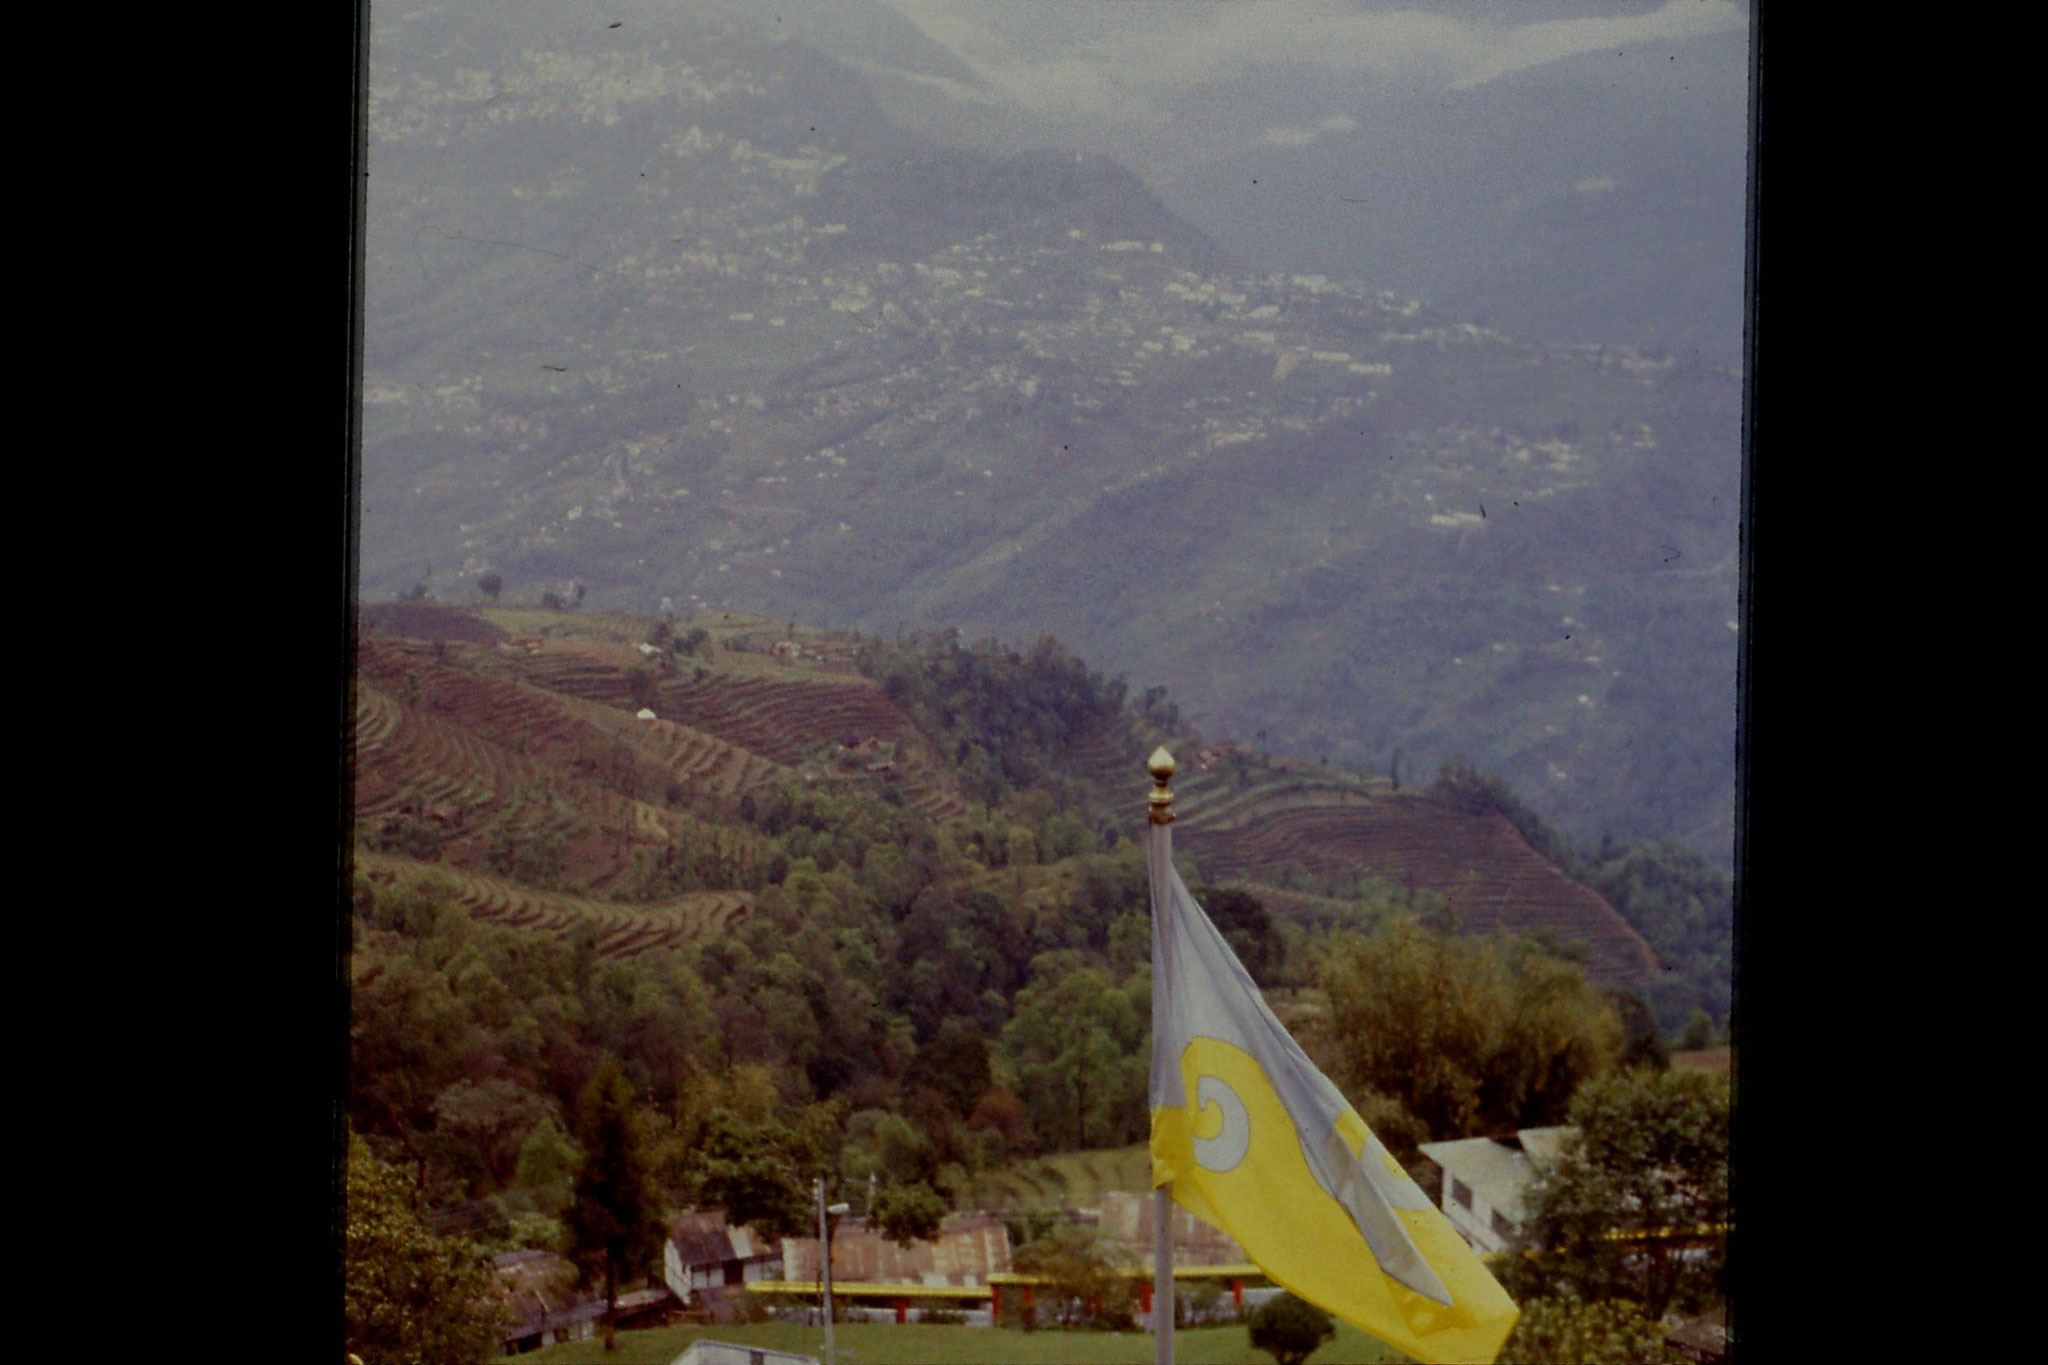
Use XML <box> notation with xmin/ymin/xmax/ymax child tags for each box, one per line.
<box><xmin>1147</xmin><ymin>747</ymin><xmax>1178</xmax><ymax>1365</ymax></box>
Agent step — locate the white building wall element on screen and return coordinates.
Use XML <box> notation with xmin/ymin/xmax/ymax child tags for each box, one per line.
<box><xmin>664</xmin><ymin>1242</ymin><xmax>690</xmax><ymax>1301</ymax></box>
<box><xmin>1441</xmin><ymin>1187</ymin><xmax>1510</xmax><ymax>1254</ymax></box>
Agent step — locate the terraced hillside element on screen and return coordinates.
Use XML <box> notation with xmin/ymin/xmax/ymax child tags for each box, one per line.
<box><xmin>1163</xmin><ymin>758</ymin><xmax>1658</xmax><ymax>991</ymax></box>
<box><xmin>351</xmin><ymin>608</ymin><xmax>982</xmax><ymax>954</ymax></box>
<box><xmin>487</xmin><ymin>640</ymin><xmax>977</xmax><ymax>822</ymax></box>
<box><xmin>352</xmin><ymin>604</ymin><xmax>1659</xmax><ymax>989</ymax></box>
<box><xmin>356</xmin><ymin>852</ymin><xmax>751</xmax><ymax>957</ymax></box>
<box><xmin>353</xmin><ymin>643</ymin><xmax>790</xmax><ymax>904</ymax></box>
<box><xmin>357</xmin><ymin>635</ymin><xmax>788</xmax><ymax>805</ymax></box>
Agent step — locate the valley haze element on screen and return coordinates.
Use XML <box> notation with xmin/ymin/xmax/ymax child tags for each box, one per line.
<box><xmin>359</xmin><ymin>0</ymin><xmax>1749</xmax><ymax>865</ymax></box>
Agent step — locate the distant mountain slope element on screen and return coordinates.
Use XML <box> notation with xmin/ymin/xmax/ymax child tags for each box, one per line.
<box><xmin>360</xmin><ymin>2</ymin><xmax>1740</xmax><ymax>864</ymax></box>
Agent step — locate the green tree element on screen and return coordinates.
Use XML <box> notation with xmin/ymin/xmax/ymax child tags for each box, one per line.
<box><xmin>1247</xmin><ymin>1291</ymin><xmax>1336</xmax><ymax>1365</ymax></box>
<box><xmin>1009</xmin><ymin>1225</ymin><xmax>1135</xmax><ymax>1329</ymax></box>
<box><xmin>1001</xmin><ymin>960</ymin><xmax>1148</xmax><ymax>1151</ymax></box>
<box><xmin>344</xmin><ymin>1137</ymin><xmax>504</xmax><ymax>1364</ymax></box>
<box><xmin>513</xmin><ymin>1117</ymin><xmax>582</xmax><ymax>1207</ymax></box>
<box><xmin>477</xmin><ymin>571</ymin><xmax>503</xmax><ymax>602</ymax></box>
<box><xmin>1486</xmin><ymin>946</ymin><xmax>1626</xmax><ymax>1129</ymax></box>
<box><xmin>1196</xmin><ymin>884</ymin><xmax>1284</xmax><ymax>984</ymax></box>
<box><xmin>564</xmin><ymin>1057</ymin><xmax>667</xmax><ymax>1351</ymax></box>
<box><xmin>694</xmin><ymin>1108</ymin><xmax>814</xmax><ymax>1240</ymax></box>
<box><xmin>1319</xmin><ymin>918</ymin><xmax>1620</xmax><ymax>1140</ymax></box>
<box><xmin>844</xmin><ymin>1109</ymin><xmax>954</xmax><ymax>1246</ymax></box>
<box><xmin>908</xmin><ymin>1016</ymin><xmax>992</xmax><ymax>1117</ymax></box>
<box><xmin>871</xmin><ymin>1181</ymin><xmax>949</xmax><ymax>1247</ymax></box>
<box><xmin>690</xmin><ymin>1076</ymin><xmax>842</xmax><ymax>1242</ymax></box>
<box><xmin>1504</xmin><ymin>1069</ymin><xmax>1731</xmax><ymax>1317</ymax></box>
<box><xmin>429</xmin><ymin>1077</ymin><xmax>552</xmax><ymax>1194</ymax></box>
<box><xmin>1585</xmin><ymin>837</ymin><xmax>1734</xmax><ymax>1036</ymax></box>
<box><xmin>1612</xmin><ymin>992</ymin><xmax>1672</xmax><ymax>1072</ymax></box>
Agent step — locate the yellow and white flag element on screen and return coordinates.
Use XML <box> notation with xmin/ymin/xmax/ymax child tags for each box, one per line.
<box><xmin>1147</xmin><ymin>841</ymin><xmax>1519</xmax><ymax>1364</ymax></box>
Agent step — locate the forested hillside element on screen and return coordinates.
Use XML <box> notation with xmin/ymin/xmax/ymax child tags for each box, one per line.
<box><xmin>348</xmin><ymin>600</ymin><xmax>1728</xmax><ymax>1265</ymax></box>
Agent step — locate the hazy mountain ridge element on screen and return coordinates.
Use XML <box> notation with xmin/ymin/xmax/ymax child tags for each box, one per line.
<box><xmin>361</xmin><ymin>4</ymin><xmax>1740</xmax><ymax>863</ymax></box>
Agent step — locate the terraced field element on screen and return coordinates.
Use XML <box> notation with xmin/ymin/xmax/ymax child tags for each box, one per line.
<box><xmin>560</xmin><ymin>695</ymin><xmax>797</xmax><ymax>800</ymax></box>
<box><xmin>355</xmin><ymin>638</ymin><xmax>810</xmax><ymax>897</ymax></box>
<box><xmin>1172</xmin><ymin>787</ymin><xmax>1659</xmax><ymax>990</ymax></box>
<box><xmin>497</xmin><ymin>643</ymin><xmax>976</xmax><ymax>819</ymax></box>
<box><xmin>353</xmin><ymin>679</ymin><xmax>600</xmax><ymax>846</ymax></box>
<box><xmin>1172</xmin><ymin>763</ymin><xmax>1382</xmax><ymax>835</ymax></box>
<box><xmin>356</xmin><ymin>852</ymin><xmax>751</xmax><ymax>956</ymax></box>
<box><xmin>1050</xmin><ymin>712</ymin><xmax>1154</xmax><ymax>825</ymax></box>
<box><xmin>350</xmin><ymin>617</ymin><xmax>971</xmax><ymax>955</ymax></box>
<box><xmin>352</xmin><ymin>606</ymin><xmax>1658</xmax><ymax>985</ymax></box>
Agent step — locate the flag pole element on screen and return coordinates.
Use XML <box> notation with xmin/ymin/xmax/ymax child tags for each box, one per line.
<box><xmin>1146</xmin><ymin>746</ymin><xmax>1178</xmax><ymax>1365</ymax></box>
<box><xmin>817</xmin><ymin>1177</ymin><xmax>834</xmax><ymax>1365</ymax></box>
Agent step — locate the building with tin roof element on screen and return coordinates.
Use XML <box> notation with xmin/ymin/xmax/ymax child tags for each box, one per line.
<box><xmin>1418</xmin><ymin>1126</ymin><xmax>1577</xmax><ymax>1254</ymax></box>
<box><xmin>665</xmin><ymin>1210</ymin><xmax>786</xmax><ymax>1320</ymax></box>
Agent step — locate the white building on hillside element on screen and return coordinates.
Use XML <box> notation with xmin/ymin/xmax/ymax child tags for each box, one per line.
<box><xmin>1418</xmin><ymin>1126</ymin><xmax>1577</xmax><ymax>1254</ymax></box>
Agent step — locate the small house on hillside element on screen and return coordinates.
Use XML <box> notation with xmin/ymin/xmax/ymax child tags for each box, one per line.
<box><xmin>494</xmin><ymin>1249</ymin><xmax>606</xmax><ymax>1355</ymax></box>
<box><xmin>1417</xmin><ymin>1126</ymin><xmax>1577</xmax><ymax>1254</ymax></box>
<box><xmin>665</xmin><ymin>1211</ymin><xmax>785</xmax><ymax>1319</ymax></box>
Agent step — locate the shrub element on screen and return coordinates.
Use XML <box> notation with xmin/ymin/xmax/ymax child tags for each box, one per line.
<box><xmin>1247</xmin><ymin>1292</ymin><xmax>1335</xmax><ymax>1365</ymax></box>
<box><xmin>1497</xmin><ymin>1294</ymin><xmax>1677</xmax><ymax>1364</ymax></box>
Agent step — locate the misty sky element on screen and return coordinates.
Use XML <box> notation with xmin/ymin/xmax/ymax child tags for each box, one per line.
<box><xmin>861</xmin><ymin>0</ymin><xmax>1752</xmax><ymax>360</ymax></box>
<box><xmin>877</xmin><ymin>0</ymin><xmax>1749</xmax><ymax>110</ymax></box>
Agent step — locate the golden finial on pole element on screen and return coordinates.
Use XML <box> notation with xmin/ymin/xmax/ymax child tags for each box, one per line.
<box><xmin>1147</xmin><ymin>746</ymin><xmax>1176</xmax><ymax>825</ymax></box>
<box><xmin>1144</xmin><ymin>741</ymin><xmax>1177</xmax><ymax>1362</ymax></box>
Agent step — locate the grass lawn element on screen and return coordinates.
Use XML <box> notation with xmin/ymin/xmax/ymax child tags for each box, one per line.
<box><xmin>506</xmin><ymin>1319</ymin><xmax>1409</xmax><ymax>1364</ymax></box>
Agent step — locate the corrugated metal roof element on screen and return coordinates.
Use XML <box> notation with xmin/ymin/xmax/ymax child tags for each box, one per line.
<box><xmin>1097</xmin><ymin>1190</ymin><xmax>1247</xmax><ymax>1266</ymax></box>
<box><xmin>1417</xmin><ymin>1129</ymin><xmax>1582</xmax><ymax>1225</ymax></box>
<box><xmin>669</xmin><ymin>1210</ymin><xmax>780</xmax><ymax>1268</ymax></box>
<box><xmin>1514</xmin><ymin>1126</ymin><xmax>1578</xmax><ymax>1175</ymax></box>
<box><xmin>491</xmin><ymin>1249</ymin><xmax>602</xmax><ymax>1339</ymax></box>
<box><xmin>676</xmin><ymin>1341</ymin><xmax>820</xmax><ymax>1365</ymax></box>
<box><xmin>781</xmin><ymin>1213</ymin><xmax>1010</xmax><ymax>1287</ymax></box>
